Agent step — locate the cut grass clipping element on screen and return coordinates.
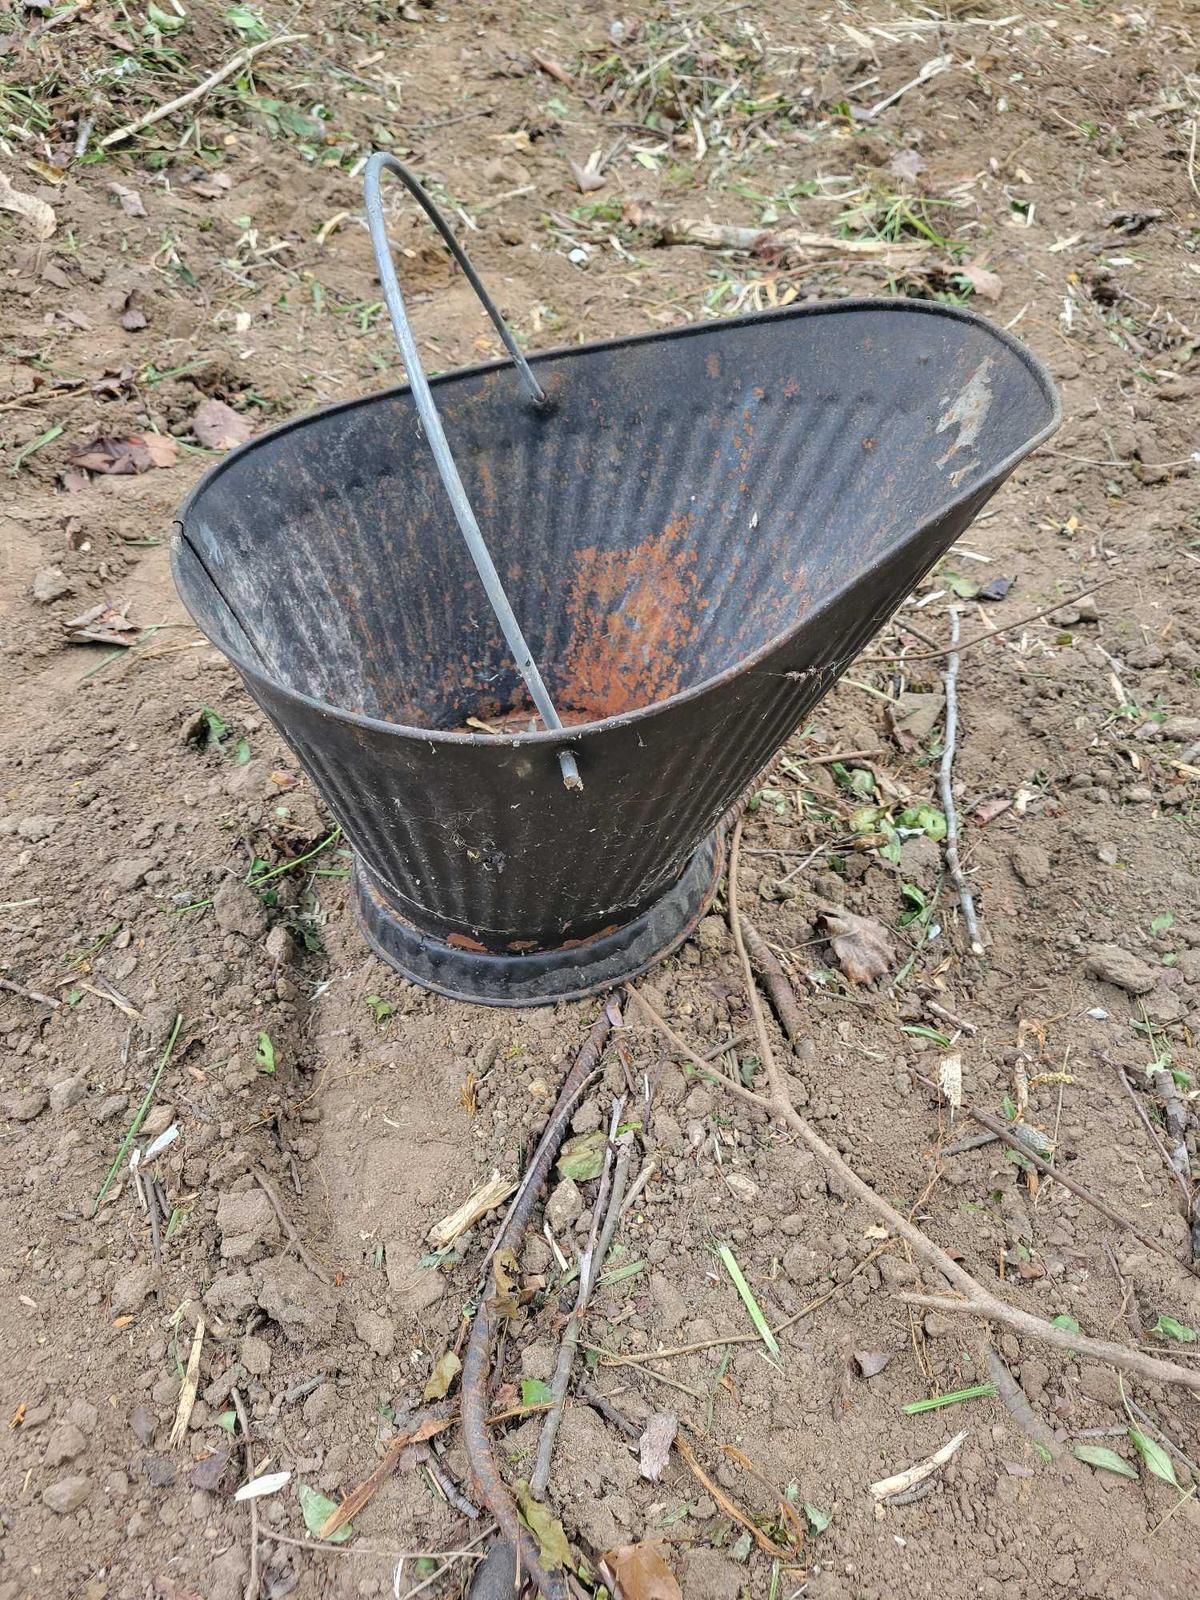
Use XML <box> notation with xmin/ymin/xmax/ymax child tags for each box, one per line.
<box><xmin>718</xmin><ymin>1242</ymin><xmax>780</xmax><ymax>1358</ymax></box>
<box><xmin>97</xmin><ymin>1012</ymin><xmax>182</xmax><ymax>1203</ymax></box>
<box><xmin>903</xmin><ymin>1383</ymin><xmax>997</xmax><ymax>1415</ymax></box>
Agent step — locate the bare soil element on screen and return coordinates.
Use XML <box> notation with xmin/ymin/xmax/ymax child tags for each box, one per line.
<box><xmin>2</xmin><ymin>3</ymin><xmax>1200</xmax><ymax>1598</ymax></box>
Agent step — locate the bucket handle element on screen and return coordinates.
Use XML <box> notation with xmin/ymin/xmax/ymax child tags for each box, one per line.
<box><xmin>363</xmin><ymin>152</ymin><xmax>581</xmax><ymax>791</ymax></box>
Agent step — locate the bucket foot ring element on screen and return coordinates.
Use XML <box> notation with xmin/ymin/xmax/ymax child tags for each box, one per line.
<box><xmin>351</xmin><ymin>834</ymin><xmax>723</xmax><ymax>1007</ymax></box>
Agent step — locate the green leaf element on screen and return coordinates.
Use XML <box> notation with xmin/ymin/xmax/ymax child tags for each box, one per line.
<box><xmin>225</xmin><ymin>3</ymin><xmax>270</xmax><ymax>39</ymax></box>
<box><xmin>216</xmin><ymin>1410</ymin><xmax>236</xmax><ymax>1432</ymax></box>
<box><xmin>233</xmin><ymin>737</ymin><xmax>252</xmax><ymax>765</ymax></box>
<box><xmin>298</xmin><ymin>1482</ymin><xmax>354</xmax><ymax>1543</ymax></box>
<box><xmin>255</xmin><ymin>1031</ymin><xmax>275</xmax><ymax>1074</ymax></box>
<box><xmin>897</xmin><ymin>804</ymin><xmax>947</xmax><ymax>842</ymax></box>
<box><xmin>1152</xmin><ymin>1314</ymin><xmax>1196</xmax><ymax>1342</ymax></box>
<box><xmin>599</xmin><ymin>1258</ymin><xmax>646</xmax><ymax>1286</ymax></box>
<box><xmin>717</xmin><ymin>1243</ymin><xmax>780</xmax><ymax>1357</ymax></box>
<box><xmin>1050</xmin><ymin>1313</ymin><xmax>1081</xmax><ymax>1334</ymax></box>
<box><xmin>521</xmin><ymin>1378</ymin><xmax>554</xmax><ymax>1408</ymax></box>
<box><xmin>1072</xmin><ymin>1443</ymin><xmax>1138</xmax><ymax>1479</ymax></box>
<box><xmin>1150</xmin><ymin>911</ymin><xmax>1175</xmax><ymax>935</ymax></box>
<box><xmin>804</xmin><ymin>1503</ymin><xmax>831</xmax><ymax>1534</ymax></box>
<box><xmin>943</xmin><ymin>570</ymin><xmax>981</xmax><ymax>600</ymax></box>
<box><xmin>423</xmin><ymin>1349</ymin><xmax>461</xmax><ymax>1402</ymax></box>
<box><xmin>514</xmin><ymin>1482</ymin><xmax>571</xmax><ymax>1569</ymax></box>
<box><xmin>900</xmin><ymin>1024</ymin><xmax>953</xmax><ymax>1047</ymax></box>
<box><xmin>1128</xmin><ymin>1428</ymin><xmax>1178</xmax><ymax>1487</ymax></box>
<box><xmin>365</xmin><ymin>994</ymin><xmax>395</xmax><ymax>1024</ymax></box>
<box><xmin>147</xmin><ymin>2</ymin><xmax>186</xmax><ymax>30</ymax></box>
<box><xmin>556</xmin><ymin>1129</ymin><xmax>607</xmax><ymax>1182</ymax></box>
<box><xmin>199</xmin><ymin>705</ymin><xmax>228</xmax><ymax>744</ymax></box>
<box><xmin>902</xmin><ymin>1383</ymin><xmax>996</xmax><ymax>1414</ymax></box>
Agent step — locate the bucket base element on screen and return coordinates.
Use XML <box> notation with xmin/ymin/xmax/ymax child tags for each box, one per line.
<box><xmin>351</xmin><ymin>833</ymin><xmax>724</xmax><ymax>1007</ymax></box>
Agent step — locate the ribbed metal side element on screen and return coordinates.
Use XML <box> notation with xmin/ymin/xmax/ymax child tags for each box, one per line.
<box><xmin>174</xmin><ymin>299</ymin><xmax>1058</xmax><ymax>972</ymax></box>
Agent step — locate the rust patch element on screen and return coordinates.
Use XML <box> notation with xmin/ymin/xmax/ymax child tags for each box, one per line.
<box><xmin>446</xmin><ymin>932</ymin><xmax>488</xmax><ymax>952</ymax></box>
<box><xmin>705</xmin><ymin>350</ymin><xmax>721</xmax><ymax>379</ymax></box>
<box><xmin>559</xmin><ymin>515</ymin><xmax>701</xmax><ymax>719</ymax></box>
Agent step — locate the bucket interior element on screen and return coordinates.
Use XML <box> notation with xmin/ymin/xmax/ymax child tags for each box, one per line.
<box><xmin>177</xmin><ymin>304</ymin><xmax>1056</xmax><ymax>731</ymax></box>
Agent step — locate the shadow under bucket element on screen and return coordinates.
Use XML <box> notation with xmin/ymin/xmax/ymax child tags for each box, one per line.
<box><xmin>172</xmin><ymin>161</ymin><xmax>1059</xmax><ymax>1006</ymax></box>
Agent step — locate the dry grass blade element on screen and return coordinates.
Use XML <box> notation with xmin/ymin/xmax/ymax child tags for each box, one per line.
<box><xmin>318</xmin><ymin>1417</ymin><xmax>449</xmax><ymax>1538</ymax></box>
<box><xmin>674</xmin><ymin>1433</ymin><xmax>793</xmax><ymax>1560</ymax></box>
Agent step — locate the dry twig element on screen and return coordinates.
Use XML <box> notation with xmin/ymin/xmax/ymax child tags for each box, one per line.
<box><xmin>100</xmin><ymin>34</ymin><xmax>307</xmax><ymax>147</ymax></box>
<box><xmin>644</xmin><ymin>818</ymin><xmax>1200</xmax><ymax>1397</ymax></box>
<box><xmin>938</xmin><ymin>609</ymin><xmax>984</xmax><ymax>956</ymax></box>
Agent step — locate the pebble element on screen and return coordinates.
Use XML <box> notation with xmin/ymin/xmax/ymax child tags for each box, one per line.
<box><xmin>353</xmin><ymin>1308</ymin><xmax>396</xmax><ymax>1358</ymax></box>
<box><xmin>32</xmin><ymin>567</ymin><xmax>72</xmax><ymax>604</ymax></box>
<box><xmin>693</xmin><ymin>915</ymin><xmax>728</xmax><ymax>954</ymax></box>
<box><xmin>43</xmin><ymin>1475</ymin><xmax>92</xmax><ymax>1514</ymax></box>
<box><xmin>1010</xmin><ymin>842</ymin><xmax>1051</xmax><ymax>887</ymax></box>
<box><xmin>129</xmin><ymin>1404</ymin><xmax>156</xmax><ymax>1446</ymax></box>
<box><xmin>216</xmin><ymin>1190</ymin><xmax>279</xmax><ymax>1262</ymax></box>
<box><xmin>544</xmin><ymin>1178</ymin><xmax>583</xmax><ymax>1233</ymax></box>
<box><xmin>240</xmin><ymin>1335</ymin><xmax>272</xmax><ymax>1377</ymax></box>
<box><xmin>50</xmin><ymin>1076</ymin><xmax>87</xmax><ymax>1113</ymax></box>
<box><xmin>16</xmin><ymin>815</ymin><xmax>61</xmax><ymax>841</ymax></box>
<box><xmin>213</xmin><ymin>879</ymin><xmax>269</xmax><ymax>940</ymax></box>
<box><xmin>264</xmin><ymin>924</ymin><xmax>295</xmax><ymax>965</ymax></box>
<box><xmin>112</xmin><ymin>1264</ymin><xmax>157</xmax><ymax>1315</ymax></box>
<box><xmin>44</xmin><ymin>1421</ymin><xmax>88</xmax><ymax>1467</ymax></box>
<box><xmin>5</xmin><ymin>1088</ymin><xmax>48</xmax><ymax>1122</ymax></box>
<box><xmin>109</xmin><ymin>855</ymin><xmax>159</xmax><ymax>892</ymax></box>
<box><xmin>1084</xmin><ymin>943</ymin><xmax>1155</xmax><ymax>995</ymax></box>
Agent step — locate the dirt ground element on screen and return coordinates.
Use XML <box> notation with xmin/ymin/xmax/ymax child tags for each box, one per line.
<box><xmin>3</xmin><ymin>1</ymin><xmax>1200</xmax><ymax>1597</ymax></box>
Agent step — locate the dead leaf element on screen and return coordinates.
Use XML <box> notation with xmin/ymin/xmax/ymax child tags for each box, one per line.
<box><xmin>188</xmin><ymin>1448</ymin><xmax>231</xmax><ymax>1490</ymax></box>
<box><xmin>854</xmin><ymin>1350</ymin><xmax>893</xmax><ymax>1378</ymax></box>
<box><xmin>0</xmin><ymin>172</ymin><xmax>56</xmax><ymax>240</ymax></box>
<box><xmin>193</xmin><ymin>399</ymin><xmax>252</xmax><ymax>451</ymax></box>
<box><xmin>817</xmin><ymin>905</ymin><xmax>894</xmax><ymax>985</ymax></box>
<box><xmin>69</xmin><ymin>434</ymin><xmax>177</xmax><ymax>475</ymax></box>
<box><xmin>602</xmin><ymin>1541</ymin><xmax>683</xmax><ymax>1600</ymax></box>
<box><xmin>972</xmin><ymin>796</ymin><xmax>1012</xmax><ymax>826</ymax></box>
<box><xmin>63</xmin><ymin>600</ymin><xmax>140</xmax><ymax>647</ymax></box>
<box><xmin>108</xmin><ymin>182</ymin><xmax>147</xmax><ymax>218</ymax></box>
<box><xmin>568</xmin><ymin>157</ymin><xmax>606</xmax><ymax>193</ymax></box>
<box><xmin>422</xmin><ymin>1349</ymin><xmax>461</xmax><ymax>1403</ymax></box>
<box><xmin>121</xmin><ymin>291</ymin><xmax>147</xmax><ymax>332</ymax></box>
<box><xmin>492</xmin><ymin>1248</ymin><xmax>520</xmax><ymax>1318</ymax></box>
<box><xmin>188</xmin><ymin>172</ymin><xmax>233</xmax><ymax>198</ymax></box>
<box><xmin>515</xmin><ymin>1481</ymin><xmax>571</xmax><ymax>1570</ymax></box>
<box><xmin>962</xmin><ymin>262</ymin><xmax>1003</xmax><ymax>302</ymax></box>
<box><xmin>638</xmin><ymin>1413</ymin><xmax>677</xmax><ymax>1481</ymax></box>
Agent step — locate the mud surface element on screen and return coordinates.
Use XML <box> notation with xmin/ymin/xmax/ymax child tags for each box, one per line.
<box><xmin>2</xmin><ymin>2</ymin><xmax>1200</xmax><ymax>1597</ymax></box>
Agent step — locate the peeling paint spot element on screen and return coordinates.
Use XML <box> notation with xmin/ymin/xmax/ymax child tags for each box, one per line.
<box><xmin>936</xmin><ymin>357</ymin><xmax>994</xmax><ymax>468</ymax></box>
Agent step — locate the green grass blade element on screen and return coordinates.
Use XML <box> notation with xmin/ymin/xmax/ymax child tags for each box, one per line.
<box><xmin>718</xmin><ymin>1242</ymin><xmax>780</xmax><ymax>1357</ymax></box>
<box><xmin>903</xmin><ymin>1383</ymin><xmax>997</xmax><ymax>1414</ymax></box>
<box><xmin>96</xmin><ymin>1013</ymin><xmax>182</xmax><ymax>1203</ymax></box>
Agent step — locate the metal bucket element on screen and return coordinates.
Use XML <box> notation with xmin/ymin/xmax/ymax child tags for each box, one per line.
<box><xmin>172</xmin><ymin>156</ymin><xmax>1059</xmax><ymax>1005</ymax></box>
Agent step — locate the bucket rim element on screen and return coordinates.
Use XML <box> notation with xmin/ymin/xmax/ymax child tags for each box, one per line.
<box><xmin>173</xmin><ymin>296</ymin><xmax>1061</xmax><ymax>750</ymax></box>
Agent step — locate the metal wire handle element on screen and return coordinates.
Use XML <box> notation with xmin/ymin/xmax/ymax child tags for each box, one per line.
<box><xmin>363</xmin><ymin>152</ymin><xmax>581</xmax><ymax>791</ymax></box>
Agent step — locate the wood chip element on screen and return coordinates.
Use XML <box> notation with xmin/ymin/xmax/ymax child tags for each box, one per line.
<box><xmin>168</xmin><ymin>1316</ymin><xmax>205</xmax><ymax>1448</ymax></box>
<box><xmin>870</xmin><ymin>1428</ymin><xmax>968</xmax><ymax>1499</ymax></box>
<box><xmin>427</xmin><ymin>1170</ymin><xmax>517</xmax><ymax>1250</ymax></box>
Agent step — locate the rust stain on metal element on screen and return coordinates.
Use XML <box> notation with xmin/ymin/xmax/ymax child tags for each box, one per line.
<box><xmin>447</xmin><ymin>931</ymin><xmax>488</xmax><ymax>952</ymax></box>
<box><xmin>936</xmin><ymin>357</ymin><xmax>994</xmax><ymax>467</ymax></box>
<box><xmin>560</xmin><ymin>514</ymin><xmax>702</xmax><ymax>718</ymax></box>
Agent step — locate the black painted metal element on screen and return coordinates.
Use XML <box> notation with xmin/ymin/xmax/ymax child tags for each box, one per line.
<box><xmin>172</xmin><ymin>298</ymin><xmax>1059</xmax><ymax>1005</ymax></box>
